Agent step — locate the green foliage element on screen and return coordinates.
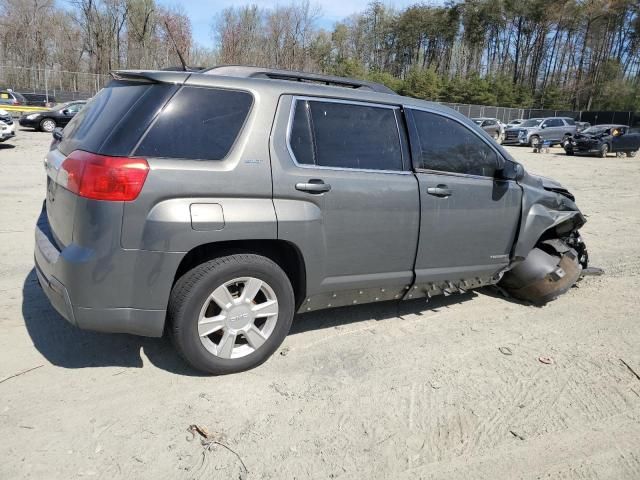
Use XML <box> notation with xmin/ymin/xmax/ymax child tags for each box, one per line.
<box><xmin>399</xmin><ymin>68</ymin><xmax>443</xmax><ymax>100</ymax></box>
<box><xmin>366</xmin><ymin>70</ymin><xmax>404</xmax><ymax>92</ymax></box>
<box><xmin>329</xmin><ymin>59</ymin><xmax>366</xmax><ymax>79</ymax></box>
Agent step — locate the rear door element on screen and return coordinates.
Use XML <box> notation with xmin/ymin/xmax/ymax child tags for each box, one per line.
<box><xmin>270</xmin><ymin>96</ymin><xmax>420</xmax><ymax>307</ymax></box>
<box><xmin>540</xmin><ymin>118</ymin><xmax>564</xmax><ymax>142</ymax></box>
<box><xmin>405</xmin><ymin>108</ymin><xmax>522</xmax><ymax>293</ymax></box>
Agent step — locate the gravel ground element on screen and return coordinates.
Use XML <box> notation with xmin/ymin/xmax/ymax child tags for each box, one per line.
<box><xmin>1</xmin><ymin>130</ymin><xmax>639</xmax><ymax>480</ymax></box>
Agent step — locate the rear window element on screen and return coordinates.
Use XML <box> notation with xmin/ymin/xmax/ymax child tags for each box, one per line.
<box><xmin>134</xmin><ymin>86</ymin><xmax>253</xmax><ymax>160</ymax></box>
<box><xmin>58</xmin><ymin>80</ymin><xmax>157</xmax><ymax>156</ymax></box>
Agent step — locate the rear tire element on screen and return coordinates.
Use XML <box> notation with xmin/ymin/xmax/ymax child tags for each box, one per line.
<box><xmin>168</xmin><ymin>254</ymin><xmax>295</xmax><ymax>374</ymax></box>
<box><xmin>39</xmin><ymin>118</ymin><xmax>56</xmax><ymax>132</ymax></box>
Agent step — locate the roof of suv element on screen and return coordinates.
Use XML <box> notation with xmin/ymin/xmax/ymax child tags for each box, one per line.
<box><xmin>110</xmin><ymin>67</ymin><xmax>462</xmax><ymax>119</ymax></box>
<box><xmin>201</xmin><ymin>65</ymin><xmax>397</xmax><ymax>95</ymax></box>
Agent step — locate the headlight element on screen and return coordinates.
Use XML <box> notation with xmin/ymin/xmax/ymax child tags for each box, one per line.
<box><xmin>518</xmin><ymin>130</ymin><xmax>526</xmax><ymax>137</ymax></box>
<box><xmin>26</xmin><ymin>114</ymin><xmax>39</xmax><ymax>120</ymax></box>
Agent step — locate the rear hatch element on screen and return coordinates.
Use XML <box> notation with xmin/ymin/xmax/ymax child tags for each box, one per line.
<box><xmin>44</xmin><ymin>77</ymin><xmax>182</xmax><ymax>248</ymax></box>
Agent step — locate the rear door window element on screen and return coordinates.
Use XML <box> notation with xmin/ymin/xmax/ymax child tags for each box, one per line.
<box><xmin>289</xmin><ymin>99</ymin><xmax>403</xmax><ymax>171</ymax></box>
<box><xmin>135</xmin><ymin>86</ymin><xmax>253</xmax><ymax>160</ymax></box>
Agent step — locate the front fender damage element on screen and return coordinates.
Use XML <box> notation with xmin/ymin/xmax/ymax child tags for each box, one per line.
<box><xmin>500</xmin><ymin>171</ymin><xmax>590</xmax><ymax>304</ymax></box>
<box><xmin>500</xmin><ymin>242</ymin><xmax>582</xmax><ymax>305</ymax></box>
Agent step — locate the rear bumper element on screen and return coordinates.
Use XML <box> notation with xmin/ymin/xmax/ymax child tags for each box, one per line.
<box><xmin>34</xmin><ymin>203</ymin><xmax>178</xmax><ymax>337</ymax></box>
<box><xmin>0</xmin><ymin>123</ymin><xmax>15</xmax><ymax>141</ymax></box>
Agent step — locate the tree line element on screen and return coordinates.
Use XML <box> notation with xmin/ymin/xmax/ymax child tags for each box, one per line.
<box><xmin>1</xmin><ymin>0</ymin><xmax>639</xmax><ymax>111</ymax></box>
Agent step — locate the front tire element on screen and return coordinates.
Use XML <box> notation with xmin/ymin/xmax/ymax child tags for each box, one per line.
<box><xmin>39</xmin><ymin>118</ymin><xmax>56</xmax><ymax>132</ymax></box>
<box><xmin>598</xmin><ymin>144</ymin><xmax>609</xmax><ymax>158</ymax></box>
<box><xmin>529</xmin><ymin>135</ymin><xmax>541</xmax><ymax>148</ymax></box>
<box><xmin>168</xmin><ymin>254</ymin><xmax>295</xmax><ymax>374</ymax></box>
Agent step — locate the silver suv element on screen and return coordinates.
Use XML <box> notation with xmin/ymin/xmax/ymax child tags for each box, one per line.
<box><xmin>35</xmin><ymin>67</ymin><xmax>589</xmax><ymax>374</ymax></box>
<box><xmin>504</xmin><ymin>117</ymin><xmax>577</xmax><ymax>147</ymax></box>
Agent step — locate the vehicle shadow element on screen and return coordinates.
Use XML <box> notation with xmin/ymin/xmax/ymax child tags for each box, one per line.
<box><xmin>0</xmin><ymin>143</ymin><xmax>16</xmax><ymax>149</ymax></box>
<box><xmin>23</xmin><ymin>267</ymin><xmax>525</xmax><ymax>373</ymax></box>
<box><xmin>21</xmin><ymin>269</ymin><xmax>205</xmax><ymax>376</ymax></box>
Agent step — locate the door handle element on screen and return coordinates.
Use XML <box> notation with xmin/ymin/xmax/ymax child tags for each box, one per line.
<box><xmin>295</xmin><ymin>179</ymin><xmax>331</xmax><ymax>194</ymax></box>
<box><xmin>427</xmin><ymin>185</ymin><xmax>452</xmax><ymax>197</ymax></box>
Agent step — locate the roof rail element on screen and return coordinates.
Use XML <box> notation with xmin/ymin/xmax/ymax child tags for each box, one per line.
<box><xmin>201</xmin><ymin>65</ymin><xmax>397</xmax><ymax>95</ymax></box>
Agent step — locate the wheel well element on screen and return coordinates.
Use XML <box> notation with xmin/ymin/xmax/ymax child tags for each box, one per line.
<box><xmin>173</xmin><ymin>240</ymin><xmax>307</xmax><ymax>309</ymax></box>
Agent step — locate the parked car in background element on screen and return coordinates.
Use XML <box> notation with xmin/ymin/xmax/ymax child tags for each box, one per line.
<box><xmin>19</xmin><ymin>100</ymin><xmax>86</xmax><ymax>132</ymax></box>
<box><xmin>506</xmin><ymin>119</ymin><xmax>524</xmax><ymax>127</ymax></box>
<box><xmin>576</xmin><ymin>121</ymin><xmax>591</xmax><ymax>133</ymax></box>
<box><xmin>503</xmin><ymin>117</ymin><xmax>577</xmax><ymax>147</ymax></box>
<box><xmin>563</xmin><ymin>124</ymin><xmax>639</xmax><ymax>157</ymax></box>
<box><xmin>0</xmin><ymin>89</ymin><xmax>28</xmax><ymax>106</ymax></box>
<box><xmin>472</xmin><ymin>117</ymin><xmax>504</xmax><ymax>143</ymax></box>
<box><xmin>21</xmin><ymin>93</ymin><xmax>57</xmax><ymax>108</ymax></box>
<box><xmin>0</xmin><ymin>108</ymin><xmax>16</xmax><ymax>142</ymax></box>
<box><xmin>35</xmin><ymin>66</ymin><xmax>589</xmax><ymax>374</ymax></box>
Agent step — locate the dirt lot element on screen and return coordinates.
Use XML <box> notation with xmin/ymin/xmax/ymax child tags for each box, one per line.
<box><xmin>1</xmin><ymin>130</ymin><xmax>639</xmax><ymax>480</ymax></box>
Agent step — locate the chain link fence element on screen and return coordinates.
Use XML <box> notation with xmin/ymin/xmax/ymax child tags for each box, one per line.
<box><xmin>0</xmin><ymin>65</ymin><xmax>109</xmax><ymax>102</ymax></box>
<box><xmin>2</xmin><ymin>66</ymin><xmax>638</xmax><ymax>126</ymax></box>
<box><xmin>440</xmin><ymin>103</ymin><xmax>526</xmax><ymax>123</ymax></box>
<box><xmin>441</xmin><ymin>102</ymin><xmax>638</xmax><ymax>127</ymax></box>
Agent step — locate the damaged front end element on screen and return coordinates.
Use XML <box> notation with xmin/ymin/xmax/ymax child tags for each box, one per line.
<box><xmin>499</xmin><ymin>172</ymin><xmax>589</xmax><ymax>304</ymax></box>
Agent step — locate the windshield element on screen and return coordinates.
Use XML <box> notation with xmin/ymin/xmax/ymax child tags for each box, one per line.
<box><xmin>520</xmin><ymin>119</ymin><xmax>542</xmax><ymax>128</ymax></box>
<box><xmin>581</xmin><ymin>126</ymin><xmax>610</xmax><ymax>135</ymax></box>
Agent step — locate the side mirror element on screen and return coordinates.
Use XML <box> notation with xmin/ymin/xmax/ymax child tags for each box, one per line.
<box><xmin>540</xmin><ymin>124</ymin><xmax>546</xmax><ymax>129</ymax></box>
<box><xmin>515</xmin><ymin>163</ymin><xmax>525</xmax><ymax>180</ymax></box>
<box><xmin>52</xmin><ymin>127</ymin><xmax>63</xmax><ymax>142</ymax></box>
<box><xmin>498</xmin><ymin>161</ymin><xmax>524</xmax><ymax>181</ymax></box>
<box><xmin>61</xmin><ymin>109</ymin><xmax>69</xmax><ymax>115</ymax></box>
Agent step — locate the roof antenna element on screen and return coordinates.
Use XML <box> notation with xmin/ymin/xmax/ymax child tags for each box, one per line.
<box><xmin>164</xmin><ymin>20</ymin><xmax>188</xmax><ymax>71</ymax></box>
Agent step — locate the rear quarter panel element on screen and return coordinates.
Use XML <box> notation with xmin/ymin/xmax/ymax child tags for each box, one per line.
<box><xmin>120</xmin><ymin>86</ymin><xmax>279</xmax><ymax>253</ymax></box>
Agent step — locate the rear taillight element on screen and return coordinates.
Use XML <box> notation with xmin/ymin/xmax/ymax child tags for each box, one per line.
<box><xmin>61</xmin><ymin>150</ymin><xmax>149</xmax><ymax>201</ymax></box>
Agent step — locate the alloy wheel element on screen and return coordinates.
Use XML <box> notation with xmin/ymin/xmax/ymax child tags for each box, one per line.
<box><xmin>41</xmin><ymin>119</ymin><xmax>56</xmax><ymax>132</ymax></box>
<box><xmin>197</xmin><ymin>277</ymin><xmax>279</xmax><ymax>359</ymax></box>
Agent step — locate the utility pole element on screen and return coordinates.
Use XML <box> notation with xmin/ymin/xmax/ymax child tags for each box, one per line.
<box><xmin>44</xmin><ymin>67</ymin><xmax>49</xmax><ymax>105</ymax></box>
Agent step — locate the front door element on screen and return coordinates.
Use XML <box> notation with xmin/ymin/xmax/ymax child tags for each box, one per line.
<box><xmin>406</xmin><ymin>108</ymin><xmax>522</xmax><ymax>293</ymax></box>
<box><xmin>270</xmin><ymin>96</ymin><xmax>420</xmax><ymax>308</ymax></box>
